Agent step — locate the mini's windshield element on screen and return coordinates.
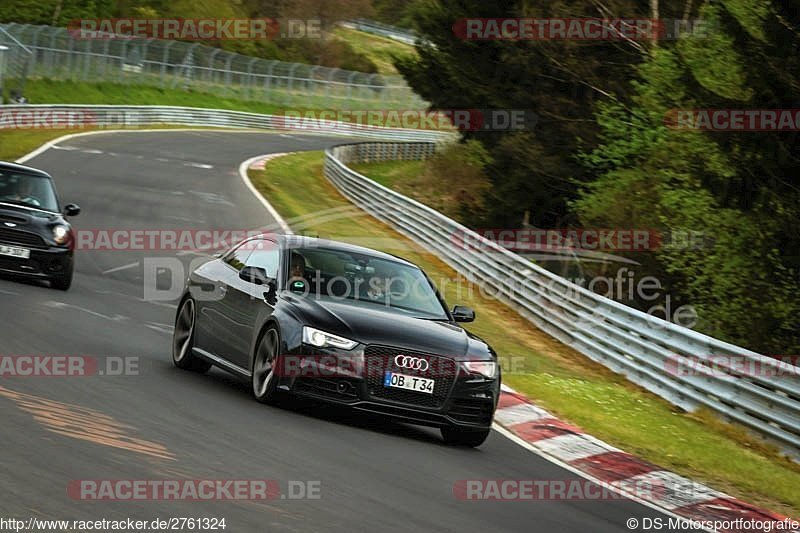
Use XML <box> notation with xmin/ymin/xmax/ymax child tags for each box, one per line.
<box><xmin>0</xmin><ymin>172</ymin><xmax>59</xmax><ymax>212</ymax></box>
<box><xmin>287</xmin><ymin>246</ymin><xmax>448</xmax><ymax>319</ymax></box>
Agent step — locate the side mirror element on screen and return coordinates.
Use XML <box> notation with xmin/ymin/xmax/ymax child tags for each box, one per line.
<box><xmin>452</xmin><ymin>305</ymin><xmax>475</xmax><ymax>323</ymax></box>
<box><xmin>239</xmin><ymin>265</ymin><xmax>273</xmax><ymax>286</ymax></box>
<box><xmin>63</xmin><ymin>203</ymin><xmax>81</xmax><ymax>217</ymax></box>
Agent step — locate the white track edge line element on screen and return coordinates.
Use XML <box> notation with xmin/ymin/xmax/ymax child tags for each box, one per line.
<box><xmin>238</xmin><ymin>154</ymin><xmax>293</xmax><ymax>235</ymax></box>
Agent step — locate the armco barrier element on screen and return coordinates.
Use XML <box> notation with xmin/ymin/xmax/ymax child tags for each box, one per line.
<box><xmin>323</xmin><ymin>141</ymin><xmax>800</xmax><ymax>457</ymax></box>
<box><xmin>341</xmin><ymin>20</ymin><xmax>419</xmax><ymax>46</ymax></box>
<box><xmin>0</xmin><ymin>104</ymin><xmax>452</xmax><ymax>143</ymax></box>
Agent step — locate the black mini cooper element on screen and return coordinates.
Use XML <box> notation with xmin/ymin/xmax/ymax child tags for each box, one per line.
<box><xmin>173</xmin><ymin>234</ymin><xmax>501</xmax><ymax>447</ymax></box>
<box><xmin>0</xmin><ymin>162</ymin><xmax>81</xmax><ymax>290</ymax></box>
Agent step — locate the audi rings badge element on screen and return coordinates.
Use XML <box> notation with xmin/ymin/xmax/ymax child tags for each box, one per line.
<box><xmin>394</xmin><ymin>355</ymin><xmax>429</xmax><ymax>372</ymax></box>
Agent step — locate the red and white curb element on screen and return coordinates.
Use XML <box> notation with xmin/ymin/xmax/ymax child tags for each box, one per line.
<box><xmin>494</xmin><ymin>384</ymin><xmax>797</xmax><ymax>532</ymax></box>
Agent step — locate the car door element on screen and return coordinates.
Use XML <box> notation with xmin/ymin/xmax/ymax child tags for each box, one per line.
<box><xmin>194</xmin><ymin>241</ymin><xmax>253</xmax><ymax>363</ymax></box>
<box><xmin>218</xmin><ymin>238</ymin><xmax>281</xmax><ymax>370</ymax></box>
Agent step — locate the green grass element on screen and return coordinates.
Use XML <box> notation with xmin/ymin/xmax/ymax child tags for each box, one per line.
<box><xmin>349</xmin><ymin>160</ymin><xmax>425</xmax><ymax>188</ymax></box>
<box><xmin>22</xmin><ymin>79</ymin><xmax>286</xmax><ymax>115</ymax></box>
<box><xmin>251</xmin><ymin>151</ymin><xmax>800</xmax><ymax>518</ymax></box>
<box><xmin>17</xmin><ymin>76</ymin><xmax>414</xmax><ymax>111</ymax></box>
<box><xmin>0</xmin><ymin>128</ymin><xmax>87</xmax><ymax>162</ymax></box>
<box><xmin>332</xmin><ymin>27</ymin><xmax>417</xmax><ymax>76</ymax></box>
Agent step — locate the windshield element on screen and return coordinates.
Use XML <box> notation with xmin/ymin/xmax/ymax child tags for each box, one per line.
<box><xmin>287</xmin><ymin>246</ymin><xmax>449</xmax><ymax>319</ymax></box>
<box><xmin>0</xmin><ymin>172</ymin><xmax>59</xmax><ymax>212</ymax></box>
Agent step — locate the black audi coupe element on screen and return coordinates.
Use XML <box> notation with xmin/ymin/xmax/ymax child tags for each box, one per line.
<box><xmin>0</xmin><ymin>162</ymin><xmax>81</xmax><ymax>290</ymax></box>
<box><xmin>172</xmin><ymin>234</ymin><xmax>501</xmax><ymax>446</ymax></box>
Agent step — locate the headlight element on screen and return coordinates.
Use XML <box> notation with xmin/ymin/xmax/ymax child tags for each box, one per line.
<box><xmin>463</xmin><ymin>361</ymin><xmax>498</xmax><ymax>379</ymax></box>
<box><xmin>52</xmin><ymin>225</ymin><xmax>71</xmax><ymax>245</ymax></box>
<box><xmin>302</xmin><ymin>326</ymin><xmax>358</xmax><ymax>350</ymax></box>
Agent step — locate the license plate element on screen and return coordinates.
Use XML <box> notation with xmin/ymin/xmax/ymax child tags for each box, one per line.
<box><xmin>384</xmin><ymin>372</ymin><xmax>435</xmax><ymax>394</ymax></box>
<box><xmin>0</xmin><ymin>244</ymin><xmax>30</xmax><ymax>259</ymax></box>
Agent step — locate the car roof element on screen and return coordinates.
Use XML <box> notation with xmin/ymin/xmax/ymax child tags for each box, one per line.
<box><xmin>0</xmin><ymin>161</ymin><xmax>53</xmax><ymax>178</ymax></box>
<box><xmin>278</xmin><ymin>235</ymin><xmax>416</xmax><ymax>267</ymax></box>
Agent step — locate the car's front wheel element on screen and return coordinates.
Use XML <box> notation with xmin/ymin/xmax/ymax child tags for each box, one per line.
<box><xmin>172</xmin><ymin>298</ymin><xmax>211</xmax><ymax>373</ymax></box>
<box><xmin>441</xmin><ymin>426</ymin><xmax>491</xmax><ymax>447</ymax></box>
<box><xmin>50</xmin><ymin>262</ymin><xmax>73</xmax><ymax>291</ymax></box>
<box><xmin>252</xmin><ymin>327</ymin><xmax>281</xmax><ymax>404</ymax></box>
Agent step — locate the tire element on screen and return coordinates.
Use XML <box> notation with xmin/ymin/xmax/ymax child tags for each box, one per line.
<box><xmin>172</xmin><ymin>298</ymin><xmax>212</xmax><ymax>373</ymax></box>
<box><xmin>50</xmin><ymin>263</ymin><xmax>73</xmax><ymax>291</ymax></box>
<box><xmin>252</xmin><ymin>326</ymin><xmax>281</xmax><ymax>404</ymax></box>
<box><xmin>441</xmin><ymin>426</ymin><xmax>491</xmax><ymax>447</ymax></box>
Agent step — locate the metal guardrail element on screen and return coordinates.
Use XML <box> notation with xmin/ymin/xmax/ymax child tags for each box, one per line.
<box><xmin>341</xmin><ymin>20</ymin><xmax>419</xmax><ymax>46</ymax></box>
<box><xmin>323</xmin><ymin>141</ymin><xmax>800</xmax><ymax>456</ymax></box>
<box><xmin>0</xmin><ymin>23</ymin><xmax>425</xmax><ymax>109</ymax></box>
<box><xmin>0</xmin><ymin>104</ymin><xmax>451</xmax><ymax>142</ymax></box>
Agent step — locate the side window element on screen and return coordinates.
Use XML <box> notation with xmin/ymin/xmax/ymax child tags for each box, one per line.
<box><xmin>245</xmin><ymin>240</ymin><xmax>280</xmax><ymax>278</ymax></box>
<box><xmin>224</xmin><ymin>242</ymin><xmax>253</xmax><ymax>271</ymax></box>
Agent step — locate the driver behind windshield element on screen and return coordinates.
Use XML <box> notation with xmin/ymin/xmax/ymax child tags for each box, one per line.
<box><xmin>365</xmin><ymin>268</ymin><xmax>391</xmax><ymax>300</ymax></box>
<box><xmin>288</xmin><ymin>252</ymin><xmax>308</xmax><ymax>291</ymax></box>
<box><xmin>1</xmin><ymin>176</ymin><xmax>42</xmax><ymax>207</ymax></box>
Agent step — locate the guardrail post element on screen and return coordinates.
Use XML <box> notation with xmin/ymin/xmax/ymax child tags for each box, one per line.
<box><xmin>160</xmin><ymin>41</ymin><xmax>175</xmax><ymax>88</ymax></box>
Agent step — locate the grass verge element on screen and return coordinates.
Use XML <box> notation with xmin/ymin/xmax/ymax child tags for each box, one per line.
<box><xmin>21</xmin><ymin>79</ymin><xmax>287</xmax><ymax>115</ymax></box>
<box><xmin>332</xmin><ymin>27</ymin><xmax>416</xmax><ymax>76</ymax></box>
<box><xmin>250</xmin><ymin>151</ymin><xmax>800</xmax><ymax>517</ymax></box>
<box><xmin>15</xmin><ymin>76</ymin><xmax>417</xmax><ymax>112</ymax></box>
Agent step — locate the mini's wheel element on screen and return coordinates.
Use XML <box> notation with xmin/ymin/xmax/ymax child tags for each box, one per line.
<box><xmin>50</xmin><ymin>263</ymin><xmax>73</xmax><ymax>291</ymax></box>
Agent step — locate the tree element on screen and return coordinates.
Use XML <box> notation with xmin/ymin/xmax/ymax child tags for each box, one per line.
<box><xmin>575</xmin><ymin>0</ymin><xmax>800</xmax><ymax>353</ymax></box>
<box><xmin>396</xmin><ymin>0</ymin><xmax>652</xmax><ymax>228</ymax></box>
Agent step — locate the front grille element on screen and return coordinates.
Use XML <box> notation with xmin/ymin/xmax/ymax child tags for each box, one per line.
<box><xmin>0</xmin><ymin>228</ymin><xmax>46</xmax><ymax>248</ymax></box>
<box><xmin>449</xmin><ymin>398</ymin><xmax>494</xmax><ymax>425</ymax></box>
<box><xmin>0</xmin><ymin>214</ymin><xmax>28</xmax><ymax>225</ymax></box>
<box><xmin>364</xmin><ymin>345</ymin><xmax>458</xmax><ymax>409</ymax></box>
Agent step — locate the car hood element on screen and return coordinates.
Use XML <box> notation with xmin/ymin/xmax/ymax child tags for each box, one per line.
<box><xmin>0</xmin><ymin>203</ymin><xmax>64</xmax><ymax>226</ymax></box>
<box><xmin>282</xmin><ymin>293</ymin><xmax>491</xmax><ymax>360</ymax></box>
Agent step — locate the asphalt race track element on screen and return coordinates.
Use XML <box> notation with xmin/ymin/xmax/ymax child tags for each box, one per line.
<box><xmin>0</xmin><ymin>131</ymin><xmax>680</xmax><ymax>532</ymax></box>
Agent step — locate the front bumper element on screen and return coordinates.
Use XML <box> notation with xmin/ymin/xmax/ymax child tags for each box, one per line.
<box><xmin>0</xmin><ymin>244</ymin><xmax>72</xmax><ymax>279</ymax></box>
<box><xmin>279</xmin><ymin>344</ymin><xmax>500</xmax><ymax>430</ymax></box>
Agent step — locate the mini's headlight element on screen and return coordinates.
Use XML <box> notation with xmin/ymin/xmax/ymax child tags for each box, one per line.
<box><xmin>52</xmin><ymin>225</ymin><xmax>71</xmax><ymax>245</ymax></box>
<box><xmin>463</xmin><ymin>361</ymin><xmax>498</xmax><ymax>379</ymax></box>
<box><xmin>302</xmin><ymin>326</ymin><xmax>358</xmax><ymax>350</ymax></box>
